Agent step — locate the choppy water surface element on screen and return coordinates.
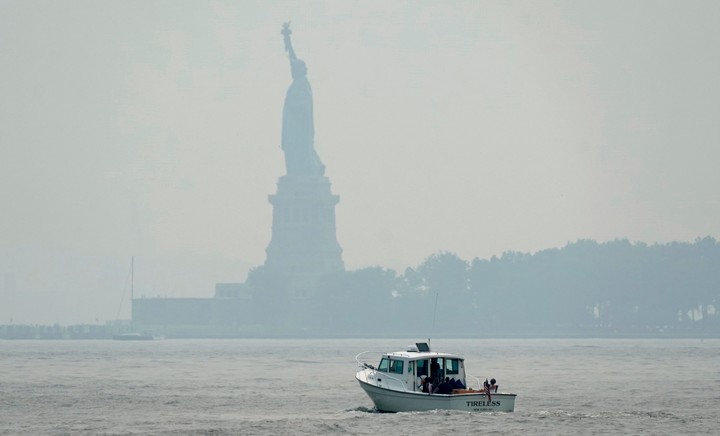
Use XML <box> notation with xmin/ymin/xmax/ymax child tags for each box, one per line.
<box><xmin>1</xmin><ymin>338</ymin><xmax>718</xmax><ymax>435</ymax></box>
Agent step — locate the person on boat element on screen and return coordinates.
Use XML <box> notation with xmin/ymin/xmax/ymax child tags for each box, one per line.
<box><xmin>421</xmin><ymin>376</ymin><xmax>430</xmax><ymax>393</ymax></box>
<box><xmin>434</xmin><ymin>377</ymin><xmax>453</xmax><ymax>394</ymax></box>
<box><xmin>489</xmin><ymin>378</ymin><xmax>498</xmax><ymax>393</ymax></box>
<box><xmin>450</xmin><ymin>377</ymin><xmax>466</xmax><ymax>389</ymax></box>
<box><xmin>430</xmin><ymin>359</ymin><xmax>441</xmax><ymax>384</ymax></box>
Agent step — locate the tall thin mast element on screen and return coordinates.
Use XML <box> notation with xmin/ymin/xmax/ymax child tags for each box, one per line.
<box><xmin>130</xmin><ymin>256</ymin><xmax>134</xmax><ymax>319</ymax></box>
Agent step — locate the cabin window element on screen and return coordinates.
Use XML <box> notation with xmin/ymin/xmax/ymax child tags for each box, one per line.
<box><xmin>446</xmin><ymin>358</ymin><xmax>460</xmax><ymax>375</ymax></box>
<box><xmin>416</xmin><ymin>359</ymin><xmax>428</xmax><ymax>377</ymax></box>
<box><xmin>389</xmin><ymin>359</ymin><xmax>404</xmax><ymax>374</ymax></box>
<box><xmin>378</xmin><ymin>357</ymin><xmax>389</xmax><ymax>372</ymax></box>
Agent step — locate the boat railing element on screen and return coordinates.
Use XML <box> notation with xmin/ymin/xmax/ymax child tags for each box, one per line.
<box><xmin>467</xmin><ymin>374</ymin><xmax>482</xmax><ymax>390</ymax></box>
<box><xmin>355</xmin><ymin>351</ymin><xmax>413</xmax><ymax>393</ymax></box>
<box><xmin>355</xmin><ymin>351</ymin><xmax>383</xmax><ymax>369</ymax></box>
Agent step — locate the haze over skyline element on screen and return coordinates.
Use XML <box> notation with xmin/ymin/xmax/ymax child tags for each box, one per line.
<box><xmin>2</xmin><ymin>1</ymin><xmax>719</xmax><ymax>324</ymax></box>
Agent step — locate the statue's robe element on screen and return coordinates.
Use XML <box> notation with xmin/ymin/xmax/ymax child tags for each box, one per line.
<box><xmin>281</xmin><ymin>72</ymin><xmax>325</xmax><ymax>176</ymax></box>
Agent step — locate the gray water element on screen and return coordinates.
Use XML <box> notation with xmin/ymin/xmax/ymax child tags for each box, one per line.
<box><xmin>1</xmin><ymin>338</ymin><xmax>718</xmax><ymax>435</ymax></box>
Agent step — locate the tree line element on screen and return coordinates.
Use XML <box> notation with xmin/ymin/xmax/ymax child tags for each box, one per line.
<box><xmin>249</xmin><ymin>237</ymin><xmax>720</xmax><ymax>337</ymax></box>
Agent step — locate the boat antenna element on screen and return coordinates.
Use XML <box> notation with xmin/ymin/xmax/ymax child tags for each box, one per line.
<box><xmin>130</xmin><ymin>256</ymin><xmax>134</xmax><ymax>320</ymax></box>
<box><xmin>431</xmin><ymin>291</ymin><xmax>439</xmax><ymax>334</ymax></box>
<box><xmin>115</xmin><ymin>257</ymin><xmax>133</xmax><ymax>321</ymax></box>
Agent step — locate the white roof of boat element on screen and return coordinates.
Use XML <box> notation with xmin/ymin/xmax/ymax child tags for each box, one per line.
<box><xmin>385</xmin><ymin>350</ymin><xmax>464</xmax><ymax>360</ymax></box>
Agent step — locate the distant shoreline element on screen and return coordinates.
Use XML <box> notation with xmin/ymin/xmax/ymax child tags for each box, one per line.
<box><xmin>2</xmin><ymin>323</ymin><xmax>718</xmax><ymax>340</ymax></box>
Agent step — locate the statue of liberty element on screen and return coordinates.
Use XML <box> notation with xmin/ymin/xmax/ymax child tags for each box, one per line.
<box><xmin>280</xmin><ymin>22</ymin><xmax>325</xmax><ymax>176</ymax></box>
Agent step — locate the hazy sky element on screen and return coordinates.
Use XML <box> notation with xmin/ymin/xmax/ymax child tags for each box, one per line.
<box><xmin>2</xmin><ymin>1</ymin><xmax>719</xmax><ymax>324</ymax></box>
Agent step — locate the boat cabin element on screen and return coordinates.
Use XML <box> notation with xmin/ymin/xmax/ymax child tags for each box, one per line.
<box><xmin>373</xmin><ymin>343</ymin><xmax>469</xmax><ymax>393</ymax></box>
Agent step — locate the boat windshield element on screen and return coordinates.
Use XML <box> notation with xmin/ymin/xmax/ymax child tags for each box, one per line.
<box><xmin>377</xmin><ymin>357</ymin><xmax>405</xmax><ymax>374</ymax></box>
<box><xmin>378</xmin><ymin>357</ymin><xmax>389</xmax><ymax>372</ymax></box>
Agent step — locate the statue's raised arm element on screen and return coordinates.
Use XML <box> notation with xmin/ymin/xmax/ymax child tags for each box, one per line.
<box><xmin>281</xmin><ymin>22</ymin><xmax>307</xmax><ymax>80</ymax></box>
<box><xmin>281</xmin><ymin>22</ymin><xmax>297</xmax><ymax>62</ymax></box>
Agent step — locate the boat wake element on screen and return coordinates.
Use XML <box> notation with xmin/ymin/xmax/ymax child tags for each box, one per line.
<box><xmin>531</xmin><ymin>409</ymin><xmax>683</xmax><ymax>421</ymax></box>
<box><xmin>346</xmin><ymin>406</ymin><xmax>380</xmax><ymax>413</ymax></box>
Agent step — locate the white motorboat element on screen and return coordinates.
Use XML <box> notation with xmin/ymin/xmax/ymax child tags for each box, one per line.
<box><xmin>355</xmin><ymin>342</ymin><xmax>516</xmax><ymax>413</ymax></box>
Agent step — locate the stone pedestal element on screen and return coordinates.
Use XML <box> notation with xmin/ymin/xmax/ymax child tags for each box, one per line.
<box><xmin>264</xmin><ymin>175</ymin><xmax>344</xmax><ymax>294</ymax></box>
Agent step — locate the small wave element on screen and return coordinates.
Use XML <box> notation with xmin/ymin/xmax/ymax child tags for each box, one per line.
<box><xmin>532</xmin><ymin>409</ymin><xmax>606</xmax><ymax>419</ymax></box>
<box><xmin>532</xmin><ymin>409</ymin><xmax>683</xmax><ymax>421</ymax></box>
<box><xmin>315</xmin><ymin>422</ymin><xmax>347</xmax><ymax>432</ymax></box>
<box><xmin>346</xmin><ymin>405</ymin><xmax>387</xmax><ymax>413</ymax></box>
<box><xmin>626</xmin><ymin>410</ymin><xmax>680</xmax><ymax>419</ymax></box>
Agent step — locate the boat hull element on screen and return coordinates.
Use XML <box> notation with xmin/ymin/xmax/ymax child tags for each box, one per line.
<box><xmin>356</xmin><ymin>375</ymin><xmax>515</xmax><ymax>413</ymax></box>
